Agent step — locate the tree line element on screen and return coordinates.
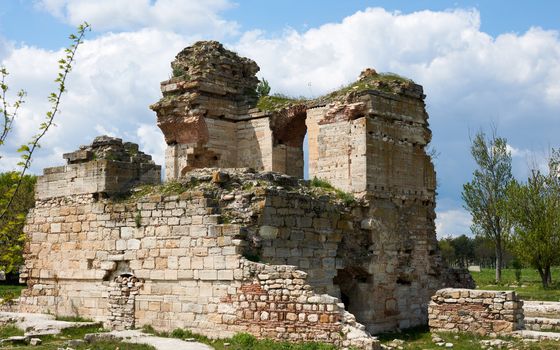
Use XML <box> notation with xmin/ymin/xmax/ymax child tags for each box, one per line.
<box><xmin>438</xmin><ymin>234</ymin><xmax>516</xmax><ymax>269</ymax></box>
<box><xmin>461</xmin><ymin>130</ymin><xmax>560</xmax><ymax>288</ymax></box>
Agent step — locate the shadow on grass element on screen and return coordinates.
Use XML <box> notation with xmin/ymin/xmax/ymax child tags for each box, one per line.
<box><xmin>376</xmin><ymin>325</ymin><xmax>431</xmax><ymax>342</ymax></box>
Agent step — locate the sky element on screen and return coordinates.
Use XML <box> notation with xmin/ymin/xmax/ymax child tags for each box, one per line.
<box><xmin>1</xmin><ymin>0</ymin><xmax>560</xmax><ymax>238</ymax></box>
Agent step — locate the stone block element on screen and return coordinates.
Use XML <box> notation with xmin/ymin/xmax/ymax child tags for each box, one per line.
<box><xmin>259</xmin><ymin>226</ymin><xmax>279</xmax><ymax>239</ymax></box>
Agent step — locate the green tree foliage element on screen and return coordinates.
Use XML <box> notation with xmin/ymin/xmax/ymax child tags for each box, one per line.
<box><xmin>0</xmin><ymin>172</ymin><xmax>36</xmax><ymax>273</ymax></box>
<box><xmin>437</xmin><ymin>238</ymin><xmax>456</xmax><ymax>266</ymax></box>
<box><xmin>439</xmin><ymin>234</ymin><xmax>515</xmax><ymax>268</ymax></box>
<box><xmin>462</xmin><ymin>130</ymin><xmax>513</xmax><ymax>282</ymax></box>
<box><xmin>450</xmin><ymin>234</ymin><xmax>475</xmax><ymax>268</ymax></box>
<box><xmin>507</xmin><ymin>151</ymin><xmax>560</xmax><ymax>288</ymax></box>
<box><xmin>256</xmin><ymin>78</ymin><xmax>271</xmax><ymax>98</ymax></box>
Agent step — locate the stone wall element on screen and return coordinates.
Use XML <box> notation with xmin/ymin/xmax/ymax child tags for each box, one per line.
<box><xmin>21</xmin><ymin>169</ymin><xmax>382</xmax><ymax>348</ymax></box>
<box><xmin>20</xmin><ymin>40</ymin><xmax>471</xmax><ymax>347</ymax></box>
<box><xmin>37</xmin><ymin>136</ymin><xmax>160</xmax><ymax>199</ymax></box>
<box><xmin>428</xmin><ymin>288</ymin><xmax>524</xmax><ymax>336</ymax></box>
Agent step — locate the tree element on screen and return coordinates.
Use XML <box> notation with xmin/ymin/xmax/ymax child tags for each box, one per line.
<box><xmin>450</xmin><ymin>234</ymin><xmax>475</xmax><ymax>268</ymax></box>
<box><xmin>438</xmin><ymin>238</ymin><xmax>456</xmax><ymax>266</ymax></box>
<box><xmin>256</xmin><ymin>78</ymin><xmax>271</xmax><ymax>98</ymax></box>
<box><xmin>462</xmin><ymin>130</ymin><xmax>513</xmax><ymax>283</ymax></box>
<box><xmin>0</xmin><ymin>22</ymin><xmax>90</xmax><ymax>272</ymax></box>
<box><xmin>507</xmin><ymin>151</ymin><xmax>560</xmax><ymax>288</ymax></box>
<box><xmin>0</xmin><ymin>173</ymin><xmax>36</xmax><ymax>273</ymax></box>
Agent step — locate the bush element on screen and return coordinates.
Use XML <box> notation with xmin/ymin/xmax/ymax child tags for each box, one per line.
<box><xmin>231</xmin><ymin>333</ymin><xmax>257</xmax><ymax>347</ymax></box>
<box><xmin>256</xmin><ymin>79</ymin><xmax>271</xmax><ymax>97</ymax></box>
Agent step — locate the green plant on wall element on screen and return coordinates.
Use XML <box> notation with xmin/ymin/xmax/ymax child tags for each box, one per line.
<box><xmin>256</xmin><ymin>78</ymin><xmax>271</xmax><ymax>97</ymax></box>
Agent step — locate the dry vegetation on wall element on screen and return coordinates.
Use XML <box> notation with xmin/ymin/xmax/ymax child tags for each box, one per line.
<box><xmin>255</xmin><ymin>69</ymin><xmax>416</xmax><ymax>113</ymax></box>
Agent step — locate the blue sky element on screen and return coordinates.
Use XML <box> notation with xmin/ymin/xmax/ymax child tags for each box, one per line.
<box><xmin>1</xmin><ymin>1</ymin><xmax>560</xmax><ymax>237</ymax></box>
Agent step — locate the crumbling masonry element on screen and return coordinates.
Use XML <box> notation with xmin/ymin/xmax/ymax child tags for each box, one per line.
<box><xmin>19</xmin><ymin>41</ymin><xmax>469</xmax><ymax>349</ymax></box>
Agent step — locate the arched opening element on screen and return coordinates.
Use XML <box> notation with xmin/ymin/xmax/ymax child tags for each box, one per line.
<box><xmin>333</xmin><ymin>266</ymin><xmax>371</xmax><ymax>318</ymax></box>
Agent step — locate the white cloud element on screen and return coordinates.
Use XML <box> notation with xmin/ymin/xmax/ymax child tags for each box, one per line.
<box><xmin>435</xmin><ymin>209</ymin><xmax>472</xmax><ymax>238</ymax></box>
<box><xmin>0</xmin><ymin>36</ymin><xmax>12</xmax><ymax>61</ymax></box>
<box><xmin>0</xmin><ymin>29</ymin><xmax>187</xmax><ymax>173</ymax></box>
<box><xmin>506</xmin><ymin>144</ymin><xmax>528</xmax><ymax>158</ymax></box>
<box><xmin>234</xmin><ymin>8</ymin><xmax>560</xmax><ymax>111</ymax></box>
<box><xmin>35</xmin><ymin>0</ymin><xmax>239</xmax><ymax>38</ymax></box>
<box><xmin>2</xmin><ymin>5</ymin><xmax>560</xmax><ymax>223</ymax></box>
<box><xmin>136</xmin><ymin>123</ymin><xmax>165</xmax><ymax>167</ymax></box>
<box><xmin>233</xmin><ymin>7</ymin><xmax>560</xmax><ymax>217</ymax></box>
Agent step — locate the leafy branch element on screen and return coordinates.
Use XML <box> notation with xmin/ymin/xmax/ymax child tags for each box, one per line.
<box><xmin>0</xmin><ymin>22</ymin><xmax>91</xmax><ymax>220</ymax></box>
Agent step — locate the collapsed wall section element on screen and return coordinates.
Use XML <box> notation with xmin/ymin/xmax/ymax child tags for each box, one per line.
<box><xmin>305</xmin><ymin>71</ymin><xmax>443</xmax><ymax>333</ymax></box>
<box><xmin>20</xmin><ymin>169</ymin><xmax>379</xmax><ymax>349</ymax></box>
<box><xmin>36</xmin><ymin>136</ymin><xmax>161</xmax><ymax>199</ymax></box>
<box><xmin>150</xmin><ymin>41</ymin><xmax>307</xmax><ymax>180</ymax></box>
<box><xmin>429</xmin><ymin>288</ymin><xmax>524</xmax><ymax>336</ymax></box>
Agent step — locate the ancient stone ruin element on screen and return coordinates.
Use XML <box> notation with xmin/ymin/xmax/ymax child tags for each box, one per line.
<box><xmin>428</xmin><ymin>288</ymin><xmax>524</xmax><ymax>336</ymax></box>
<box><xmin>18</xmin><ymin>41</ymin><xmax>470</xmax><ymax>349</ymax></box>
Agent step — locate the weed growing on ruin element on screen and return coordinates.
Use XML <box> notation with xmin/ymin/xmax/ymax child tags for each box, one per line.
<box><xmin>319</xmin><ymin>72</ymin><xmax>413</xmax><ymax>103</ymax></box>
<box><xmin>309</xmin><ymin>177</ymin><xmax>356</xmax><ymax>206</ymax></box>
<box><xmin>335</xmin><ymin>189</ymin><xmax>356</xmax><ymax>206</ymax></box>
<box><xmin>256</xmin><ymin>78</ymin><xmax>271</xmax><ymax>97</ymax></box>
<box><xmin>160</xmin><ymin>181</ymin><xmax>185</xmax><ymax>195</ymax></box>
<box><xmin>256</xmin><ymin>94</ymin><xmax>305</xmax><ymax>112</ymax></box>
<box><xmin>135</xmin><ymin>211</ymin><xmax>142</xmax><ymax>228</ymax></box>
<box><xmin>219</xmin><ymin>211</ymin><xmax>234</xmax><ymax>224</ymax></box>
<box><xmin>310</xmin><ymin>177</ymin><xmax>332</xmax><ymax>189</ymax></box>
<box><xmin>0</xmin><ymin>291</ymin><xmax>17</xmax><ymax>306</ymax></box>
<box><xmin>141</xmin><ymin>324</ymin><xmax>158</xmax><ymax>334</ymax></box>
<box><xmin>172</xmin><ymin>66</ymin><xmax>185</xmax><ymax>77</ymax></box>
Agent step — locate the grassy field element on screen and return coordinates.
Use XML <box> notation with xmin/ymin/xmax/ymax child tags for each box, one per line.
<box><xmin>0</xmin><ymin>284</ymin><xmax>25</xmax><ymax>298</ymax></box>
<box><xmin>144</xmin><ymin>325</ymin><xmax>560</xmax><ymax>350</ymax></box>
<box><xmin>376</xmin><ymin>326</ymin><xmax>560</xmax><ymax>349</ymax></box>
<box><xmin>471</xmin><ymin>267</ymin><xmax>560</xmax><ymax>301</ymax></box>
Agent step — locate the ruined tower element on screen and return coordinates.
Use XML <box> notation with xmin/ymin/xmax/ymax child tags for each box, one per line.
<box><xmin>18</xmin><ymin>41</ymin><xmax>469</xmax><ymax>347</ymax></box>
<box><xmin>150</xmin><ymin>44</ymin><xmax>441</xmax><ymax>331</ymax></box>
<box><xmin>150</xmin><ymin>41</ymin><xmax>306</xmax><ymax>180</ymax></box>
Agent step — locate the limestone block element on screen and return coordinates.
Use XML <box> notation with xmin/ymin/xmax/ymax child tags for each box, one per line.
<box><xmin>259</xmin><ymin>226</ymin><xmax>279</xmax><ymax>239</ymax></box>
<box><xmin>127</xmin><ymin>239</ymin><xmax>141</xmax><ymax>250</ymax></box>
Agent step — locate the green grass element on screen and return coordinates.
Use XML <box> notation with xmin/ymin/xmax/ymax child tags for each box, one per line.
<box><xmin>0</xmin><ymin>284</ymin><xmax>25</xmax><ymax>299</ymax></box>
<box><xmin>317</xmin><ymin>72</ymin><xmax>413</xmax><ymax>103</ymax></box>
<box><xmin>377</xmin><ymin>326</ymin><xmax>560</xmax><ymax>349</ymax></box>
<box><xmin>256</xmin><ymin>94</ymin><xmax>305</xmax><ymax>112</ymax></box>
<box><xmin>255</xmin><ymin>71</ymin><xmax>414</xmax><ymax>113</ymax></box>
<box><xmin>142</xmin><ymin>327</ymin><xmax>342</xmax><ymax>350</ymax></box>
<box><xmin>0</xmin><ymin>324</ymin><xmax>24</xmax><ymax>338</ymax></box>
<box><xmin>54</xmin><ymin>315</ymin><xmax>94</xmax><ymax>323</ymax></box>
<box><xmin>0</xmin><ymin>324</ymin><xmax>150</xmax><ymax>350</ymax></box>
<box><xmin>309</xmin><ymin>177</ymin><xmax>356</xmax><ymax>206</ymax></box>
<box><xmin>471</xmin><ymin>267</ymin><xmax>560</xmax><ymax>301</ymax></box>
